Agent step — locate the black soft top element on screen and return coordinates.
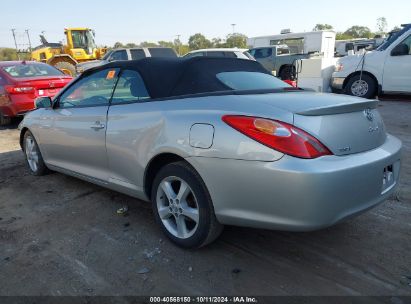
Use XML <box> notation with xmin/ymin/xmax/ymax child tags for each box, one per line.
<box><xmin>91</xmin><ymin>57</ymin><xmax>270</xmax><ymax>99</ymax></box>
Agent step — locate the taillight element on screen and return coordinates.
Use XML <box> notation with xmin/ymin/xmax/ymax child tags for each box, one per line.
<box><xmin>5</xmin><ymin>85</ymin><xmax>35</xmax><ymax>94</ymax></box>
<box><xmin>222</xmin><ymin>115</ymin><xmax>332</xmax><ymax>159</ymax></box>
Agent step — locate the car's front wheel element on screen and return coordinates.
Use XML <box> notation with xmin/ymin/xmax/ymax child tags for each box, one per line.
<box><xmin>345</xmin><ymin>74</ymin><xmax>377</xmax><ymax>99</ymax></box>
<box><xmin>23</xmin><ymin>131</ymin><xmax>49</xmax><ymax>176</ymax></box>
<box><xmin>151</xmin><ymin>161</ymin><xmax>223</xmax><ymax>248</ymax></box>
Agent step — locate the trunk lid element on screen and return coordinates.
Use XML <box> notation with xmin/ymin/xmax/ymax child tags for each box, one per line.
<box><xmin>259</xmin><ymin>92</ymin><xmax>385</xmax><ymax>156</ymax></box>
<box><xmin>12</xmin><ymin>76</ymin><xmax>72</xmax><ymax>98</ymax></box>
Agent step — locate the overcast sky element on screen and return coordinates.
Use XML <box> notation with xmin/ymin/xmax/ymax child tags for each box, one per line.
<box><xmin>1</xmin><ymin>0</ymin><xmax>410</xmax><ymax>48</ymax></box>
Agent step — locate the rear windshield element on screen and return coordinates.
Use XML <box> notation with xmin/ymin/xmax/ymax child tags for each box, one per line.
<box><xmin>148</xmin><ymin>48</ymin><xmax>177</xmax><ymax>58</ymax></box>
<box><xmin>2</xmin><ymin>63</ymin><xmax>64</xmax><ymax>78</ymax></box>
<box><xmin>216</xmin><ymin>71</ymin><xmax>290</xmax><ymax>90</ymax></box>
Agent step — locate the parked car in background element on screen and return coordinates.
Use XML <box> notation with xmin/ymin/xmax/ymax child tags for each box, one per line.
<box><xmin>76</xmin><ymin>47</ymin><xmax>178</xmax><ymax>74</ymax></box>
<box><xmin>248</xmin><ymin>45</ymin><xmax>310</xmax><ymax>80</ymax></box>
<box><xmin>20</xmin><ymin>57</ymin><xmax>401</xmax><ymax>248</ymax></box>
<box><xmin>183</xmin><ymin>48</ymin><xmax>254</xmax><ymax>60</ymax></box>
<box><xmin>332</xmin><ymin>23</ymin><xmax>411</xmax><ymax>98</ymax></box>
<box><xmin>0</xmin><ymin>61</ymin><xmax>72</xmax><ymax>125</ymax></box>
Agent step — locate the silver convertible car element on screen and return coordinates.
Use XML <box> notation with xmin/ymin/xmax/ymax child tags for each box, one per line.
<box><xmin>19</xmin><ymin>57</ymin><xmax>402</xmax><ymax>248</ymax></box>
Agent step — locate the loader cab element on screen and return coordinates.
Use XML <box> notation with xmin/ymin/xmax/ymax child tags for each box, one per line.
<box><xmin>65</xmin><ymin>28</ymin><xmax>97</xmax><ymax>57</ymax></box>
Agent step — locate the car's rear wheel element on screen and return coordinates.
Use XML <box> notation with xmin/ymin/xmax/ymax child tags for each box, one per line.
<box><xmin>345</xmin><ymin>74</ymin><xmax>377</xmax><ymax>99</ymax></box>
<box><xmin>151</xmin><ymin>161</ymin><xmax>223</xmax><ymax>248</ymax></box>
<box><xmin>0</xmin><ymin>111</ymin><xmax>11</xmax><ymax>126</ymax></box>
<box><xmin>23</xmin><ymin>131</ymin><xmax>49</xmax><ymax>176</ymax></box>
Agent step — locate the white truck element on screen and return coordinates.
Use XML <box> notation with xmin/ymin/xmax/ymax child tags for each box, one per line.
<box><xmin>247</xmin><ymin>30</ymin><xmax>336</xmax><ymax>59</ymax></box>
<box><xmin>331</xmin><ymin>24</ymin><xmax>411</xmax><ymax>98</ymax></box>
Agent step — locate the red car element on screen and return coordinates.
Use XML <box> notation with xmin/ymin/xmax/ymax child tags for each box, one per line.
<box><xmin>0</xmin><ymin>61</ymin><xmax>72</xmax><ymax>125</ymax></box>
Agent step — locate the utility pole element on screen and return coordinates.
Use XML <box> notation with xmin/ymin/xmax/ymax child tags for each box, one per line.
<box><xmin>231</xmin><ymin>24</ymin><xmax>236</xmax><ymax>35</ymax></box>
<box><xmin>25</xmin><ymin>29</ymin><xmax>32</xmax><ymax>52</ymax></box>
<box><xmin>175</xmin><ymin>34</ymin><xmax>181</xmax><ymax>56</ymax></box>
<box><xmin>11</xmin><ymin>29</ymin><xmax>20</xmax><ymax>60</ymax></box>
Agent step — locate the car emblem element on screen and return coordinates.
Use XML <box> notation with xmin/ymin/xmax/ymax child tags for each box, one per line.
<box><xmin>363</xmin><ymin>108</ymin><xmax>374</xmax><ymax>121</ymax></box>
<box><xmin>49</xmin><ymin>82</ymin><xmax>55</xmax><ymax>88</ymax></box>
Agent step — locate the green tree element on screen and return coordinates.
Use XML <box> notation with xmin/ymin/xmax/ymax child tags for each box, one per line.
<box><xmin>224</xmin><ymin>33</ymin><xmax>248</xmax><ymax>48</ymax></box>
<box><xmin>376</xmin><ymin>17</ymin><xmax>388</xmax><ymax>34</ymax></box>
<box><xmin>158</xmin><ymin>41</ymin><xmax>175</xmax><ymax>48</ymax></box>
<box><xmin>313</xmin><ymin>24</ymin><xmax>334</xmax><ymax>31</ymax></box>
<box><xmin>125</xmin><ymin>43</ymin><xmax>138</xmax><ymax>48</ymax></box>
<box><xmin>211</xmin><ymin>37</ymin><xmax>223</xmax><ymax>48</ymax></box>
<box><xmin>113</xmin><ymin>42</ymin><xmax>124</xmax><ymax>48</ymax></box>
<box><xmin>344</xmin><ymin>26</ymin><xmax>373</xmax><ymax>38</ymax></box>
<box><xmin>336</xmin><ymin>32</ymin><xmax>353</xmax><ymax>40</ymax></box>
<box><xmin>139</xmin><ymin>41</ymin><xmax>159</xmax><ymax>47</ymax></box>
<box><xmin>0</xmin><ymin>48</ymin><xmax>29</xmax><ymax>61</ymax></box>
<box><xmin>188</xmin><ymin>33</ymin><xmax>212</xmax><ymax>50</ymax></box>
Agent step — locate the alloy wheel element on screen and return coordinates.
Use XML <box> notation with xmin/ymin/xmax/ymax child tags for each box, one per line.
<box><xmin>25</xmin><ymin>136</ymin><xmax>39</xmax><ymax>172</ymax></box>
<box><xmin>156</xmin><ymin>176</ymin><xmax>200</xmax><ymax>239</ymax></box>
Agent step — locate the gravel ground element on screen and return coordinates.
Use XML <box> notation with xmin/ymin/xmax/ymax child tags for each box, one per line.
<box><xmin>0</xmin><ymin>98</ymin><xmax>410</xmax><ymax>297</ymax></box>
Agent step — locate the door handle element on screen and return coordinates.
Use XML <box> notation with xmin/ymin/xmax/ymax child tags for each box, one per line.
<box><xmin>90</xmin><ymin>122</ymin><xmax>105</xmax><ymax>130</ymax></box>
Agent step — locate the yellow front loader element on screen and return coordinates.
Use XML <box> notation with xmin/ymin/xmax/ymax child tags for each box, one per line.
<box><xmin>31</xmin><ymin>28</ymin><xmax>107</xmax><ymax>76</ymax></box>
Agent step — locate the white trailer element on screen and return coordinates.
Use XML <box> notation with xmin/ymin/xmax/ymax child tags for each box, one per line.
<box><xmin>247</xmin><ymin>31</ymin><xmax>336</xmax><ymax>58</ymax></box>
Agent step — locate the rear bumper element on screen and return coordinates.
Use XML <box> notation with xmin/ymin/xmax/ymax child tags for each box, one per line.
<box><xmin>186</xmin><ymin>134</ymin><xmax>402</xmax><ymax>231</ymax></box>
<box><xmin>0</xmin><ymin>95</ymin><xmax>35</xmax><ymax>117</ymax></box>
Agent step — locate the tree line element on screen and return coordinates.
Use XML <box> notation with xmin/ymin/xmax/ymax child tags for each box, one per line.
<box><xmin>0</xmin><ymin>17</ymin><xmax>401</xmax><ymax>61</ymax></box>
<box><xmin>313</xmin><ymin>17</ymin><xmax>400</xmax><ymax>40</ymax></box>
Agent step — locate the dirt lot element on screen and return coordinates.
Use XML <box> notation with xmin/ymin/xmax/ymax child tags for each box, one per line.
<box><xmin>0</xmin><ymin>99</ymin><xmax>410</xmax><ymax>297</ymax></box>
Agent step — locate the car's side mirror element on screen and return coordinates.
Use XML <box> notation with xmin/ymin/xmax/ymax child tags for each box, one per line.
<box><xmin>391</xmin><ymin>43</ymin><xmax>410</xmax><ymax>56</ymax></box>
<box><xmin>35</xmin><ymin>97</ymin><xmax>52</xmax><ymax>109</ymax></box>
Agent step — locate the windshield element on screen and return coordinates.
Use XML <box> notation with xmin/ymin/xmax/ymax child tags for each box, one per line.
<box><xmin>377</xmin><ymin>25</ymin><xmax>411</xmax><ymax>51</ymax></box>
<box><xmin>216</xmin><ymin>72</ymin><xmax>290</xmax><ymax>90</ymax></box>
<box><xmin>2</xmin><ymin>63</ymin><xmax>64</xmax><ymax>78</ymax></box>
<box><xmin>102</xmin><ymin>50</ymin><xmax>114</xmax><ymax>60</ymax></box>
<box><xmin>71</xmin><ymin>30</ymin><xmax>97</xmax><ymax>50</ymax></box>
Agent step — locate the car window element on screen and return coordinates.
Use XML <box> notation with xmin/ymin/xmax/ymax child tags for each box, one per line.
<box><xmin>148</xmin><ymin>48</ymin><xmax>177</xmax><ymax>57</ymax></box>
<box><xmin>184</xmin><ymin>52</ymin><xmax>205</xmax><ymax>58</ymax></box>
<box><xmin>130</xmin><ymin>49</ymin><xmax>146</xmax><ymax>60</ymax></box>
<box><xmin>224</xmin><ymin>52</ymin><xmax>237</xmax><ymax>58</ymax></box>
<box><xmin>400</xmin><ymin>35</ymin><xmax>411</xmax><ymax>55</ymax></box>
<box><xmin>216</xmin><ymin>71</ymin><xmax>290</xmax><ymax>90</ymax></box>
<box><xmin>251</xmin><ymin>48</ymin><xmax>272</xmax><ymax>59</ymax></box>
<box><xmin>243</xmin><ymin>51</ymin><xmax>255</xmax><ymax>60</ymax></box>
<box><xmin>277</xmin><ymin>47</ymin><xmax>290</xmax><ymax>56</ymax></box>
<box><xmin>206</xmin><ymin>51</ymin><xmax>225</xmax><ymax>57</ymax></box>
<box><xmin>110</xmin><ymin>50</ymin><xmax>128</xmax><ymax>61</ymax></box>
<box><xmin>111</xmin><ymin>70</ymin><xmax>150</xmax><ymax>104</ymax></box>
<box><xmin>57</xmin><ymin>68</ymin><xmax>119</xmax><ymax>109</ymax></box>
<box><xmin>2</xmin><ymin>63</ymin><xmax>64</xmax><ymax>78</ymax></box>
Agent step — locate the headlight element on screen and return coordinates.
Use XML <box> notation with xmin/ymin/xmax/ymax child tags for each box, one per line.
<box><xmin>335</xmin><ymin>63</ymin><xmax>344</xmax><ymax>72</ymax></box>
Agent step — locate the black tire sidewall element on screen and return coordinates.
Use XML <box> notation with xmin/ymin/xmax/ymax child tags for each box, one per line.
<box><xmin>346</xmin><ymin>74</ymin><xmax>377</xmax><ymax>99</ymax></box>
<box><xmin>54</xmin><ymin>62</ymin><xmax>76</xmax><ymax>77</ymax></box>
<box><xmin>151</xmin><ymin>162</ymin><xmax>213</xmax><ymax>248</ymax></box>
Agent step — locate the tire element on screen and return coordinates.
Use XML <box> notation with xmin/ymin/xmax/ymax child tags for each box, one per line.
<box><xmin>0</xmin><ymin>111</ymin><xmax>12</xmax><ymax>126</ymax></box>
<box><xmin>151</xmin><ymin>161</ymin><xmax>223</xmax><ymax>248</ymax></box>
<box><xmin>345</xmin><ymin>74</ymin><xmax>377</xmax><ymax>99</ymax></box>
<box><xmin>54</xmin><ymin>61</ymin><xmax>76</xmax><ymax>77</ymax></box>
<box><xmin>23</xmin><ymin>131</ymin><xmax>50</xmax><ymax>176</ymax></box>
<box><xmin>279</xmin><ymin>65</ymin><xmax>296</xmax><ymax>80</ymax></box>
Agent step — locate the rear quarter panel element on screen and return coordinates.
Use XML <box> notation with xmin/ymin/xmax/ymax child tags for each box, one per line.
<box><xmin>105</xmin><ymin>95</ymin><xmax>290</xmax><ymax>190</ymax></box>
